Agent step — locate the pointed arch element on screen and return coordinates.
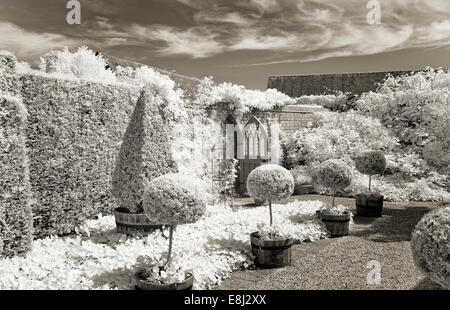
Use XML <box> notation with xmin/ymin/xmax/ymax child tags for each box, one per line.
<box><xmin>242</xmin><ymin>116</ymin><xmax>268</xmax><ymax>160</ymax></box>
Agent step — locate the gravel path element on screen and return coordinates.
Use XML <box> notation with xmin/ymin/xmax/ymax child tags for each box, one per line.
<box><xmin>219</xmin><ymin>195</ymin><xmax>446</xmax><ymax>290</ymax></box>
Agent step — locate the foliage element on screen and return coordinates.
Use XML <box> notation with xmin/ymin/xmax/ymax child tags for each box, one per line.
<box><xmin>194</xmin><ymin>76</ymin><xmax>295</xmax><ymax>113</ymax></box>
<box><xmin>320</xmin><ymin>204</ymin><xmax>350</xmax><ymax>216</ymax></box>
<box><xmin>217</xmin><ymin>159</ymin><xmax>239</xmax><ymax>198</ymax></box>
<box><xmin>247</xmin><ymin>164</ymin><xmax>294</xmax><ymax>202</ymax></box>
<box><xmin>355</xmin><ymin>151</ymin><xmax>387</xmax><ymax>176</ymax></box>
<box><xmin>19</xmin><ymin>74</ymin><xmax>140</xmax><ymax>237</ymax></box>
<box><xmin>0</xmin><ymin>51</ymin><xmax>20</xmax><ymax>96</ymax></box>
<box><xmin>0</xmin><ymin>200</ymin><xmax>327</xmax><ymax>290</ymax></box>
<box><xmin>356</xmin><ymin>68</ymin><xmax>450</xmax><ymax>173</ymax></box>
<box><xmin>0</xmin><ymin>92</ymin><xmax>34</xmax><ymax>258</ymax></box>
<box><xmin>411</xmin><ymin>206</ymin><xmax>450</xmax><ymax>289</ymax></box>
<box><xmin>143</xmin><ymin>173</ymin><xmax>207</xmax><ymax>225</ymax></box>
<box><xmin>317</xmin><ymin>160</ymin><xmax>352</xmax><ymax>192</ymax></box>
<box><xmin>112</xmin><ymin>88</ymin><xmax>177</xmax><ymax>214</ymax></box>
<box><xmin>39</xmin><ymin>47</ymin><xmax>116</xmax><ymax>84</ymax></box>
<box><xmin>295</xmin><ymin>92</ymin><xmax>357</xmax><ymax>112</ymax></box>
<box><xmin>290</xmin><ymin>166</ymin><xmax>313</xmax><ymax>186</ymax></box>
<box><xmin>283</xmin><ymin>110</ymin><xmax>450</xmax><ymax>201</ymax></box>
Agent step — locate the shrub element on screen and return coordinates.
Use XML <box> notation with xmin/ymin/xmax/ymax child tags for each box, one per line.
<box><xmin>0</xmin><ymin>92</ymin><xmax>34</xmax><ymax>257</ymax></box>
<box><xmin>356</xmin><ymin>68</ymin><xmax>450</xmax><ymax>173</ymax></box>
<box><xmin>39</xmin><ymin>47</ymin><xmax>116</xmax><ymax>84</ymax></box>
<box><xmin>317</xmin><ymin>159</ymin><xmax>352</xmax><ymax>208</ymax></box>
<box><xmin>411</xmin><ymin>206</ymin><xmax>450</xmax><ymax>289</ymax></box>
<box><xmin>19</xmin><ymin>74</ymin><xmax>140</xmax><ymax>237</ymax></box>
<box><xmin>246</xmin><ymin>164</ymin><xmax>294</xmax><ymax>226</ymax></box>
<box><xmin>0</xmin><ymin>51</ymin><xmax>20</xmax><ymax>95</ymax></box>
<box><xmin>355</xmin><ymin>151</ymin><xmax>386</xmax><ymax>192</ymax></box>
<box><xmin>143</xmin><ymin>173</ymin><xmax>206</xmax><ymax>267</ymax></box>
<box><xmin>294</xmin><ymin>92</ymin><xmax>356</xmax><ymax>112</ymax></box>
<box><xmin>194</xmin><ymin>77</ymin><xmax>295</xmax><ymax>113</ymax></box>
<box><xmin>291</xmin><ymin>166</ymin><xmax>312</xmax><ymax>186</ymax></box>
<box><xmin>112</xmin><ymin>88</ymin><xmax>177</xmax><ymax>214</ymax></box>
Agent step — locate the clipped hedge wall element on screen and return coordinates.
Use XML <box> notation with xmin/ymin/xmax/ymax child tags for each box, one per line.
<box><xmin>20</xmin><ymin>74</ymin><xmax>141</xmax><ymax>237</ymax></box>
<box><xmin>112</xmin><ymin>88</ymin><xmax>177</xmax><ymax>213</ymax></box>
<box><xmin>0</xmin><ymin>92</ymin><xmax>34</xmax><ymax>257</ymax></box>
<box><xmin>0</xmin><ymin>52</ymin><xmax>20</xmax><ymax>95</ymax></box>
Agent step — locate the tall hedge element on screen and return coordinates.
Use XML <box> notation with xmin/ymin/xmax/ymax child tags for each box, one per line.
<box><xmin>0</xmin><ymin>93</ymin><xmax>34</xmax><ymax>257</ymax></box>
<box><xmin>112</xmin><ymin>87</ymin><xmax>177</xmax><ymax>213</ymax></box>
<box><xmin>19</xmin><ymin>74</ymin><xmax>141</xmax><ymax>237</ymax></box>
<box><xmin>0</xmin><ymin>51</ymin><xmax>20</xmax><ymax>95</ymax></box>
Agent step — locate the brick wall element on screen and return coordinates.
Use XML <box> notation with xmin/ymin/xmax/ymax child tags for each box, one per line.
<box><xmin>267</xmin><ymin>71</ymin><xmax>414</xmax><ymax>96</ymax></box>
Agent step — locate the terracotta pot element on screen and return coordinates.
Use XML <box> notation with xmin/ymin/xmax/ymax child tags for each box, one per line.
<box><xmin>250</xmin><ymin>232</ymin><xmax>294</xmax><ymax>268</ymax></box>
<box><xmin>136</xmin><ymin>270</ymin><xmax>194</xmax><ymax>290</ymax></box>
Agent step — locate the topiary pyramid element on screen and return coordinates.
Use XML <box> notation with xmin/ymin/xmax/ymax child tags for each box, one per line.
<box><xmin>112</xmin><ymin>87</ymin><xmax>177</xmax><ymax>213</ymax></box>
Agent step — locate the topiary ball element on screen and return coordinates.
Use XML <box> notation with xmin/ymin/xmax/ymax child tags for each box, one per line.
<box><xmin>317</xmin><ymin>159</ymin><xmax>352</xmax><ymax>191</ymax></box>
<box><xmin>143</xmin><ymin>173</ymin><xmax>207</xmax><ymax>226</ymax></box>
<box><xmin>355</xmin><ymin>151</ymin><xmax>386</xmax><ymax>176</ymax></box>
<box><xmin>411</xmin><ymin>206</ymin><xmax>450</xmax><ymax>289</ymax></box>
<box><xmin>246</xmin><ymin>164</ymin><xmax>294</xmax><ymax>202</ymax></box>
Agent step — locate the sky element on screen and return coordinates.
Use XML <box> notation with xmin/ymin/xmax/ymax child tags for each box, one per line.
<box><xmin>0</xmin><ymin>0</ymin><xmax>449</xmax><ymax>89</ymax></box>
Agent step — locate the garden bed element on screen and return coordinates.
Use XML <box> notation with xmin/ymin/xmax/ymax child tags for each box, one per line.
<box><xmin>0</xmin><ymin>200</ymin><xmax>327</xmax><ymax>290</ymax></box>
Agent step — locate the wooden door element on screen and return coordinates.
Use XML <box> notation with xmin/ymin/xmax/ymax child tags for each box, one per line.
<box><xmin>238</xmin><ymin>117</ymin><xmax>268</xmax><ymax>194</ymax></box>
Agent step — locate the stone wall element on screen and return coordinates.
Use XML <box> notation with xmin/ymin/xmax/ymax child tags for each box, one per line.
<box><xmin>207</xmin><ymin>104</ymin><xmax>326</xmax><ymax>138</ymax></box>
<box><xmin>267</xmin><ymin>71</ymin><xmax>414</xmax><ymax>96</ymax></box>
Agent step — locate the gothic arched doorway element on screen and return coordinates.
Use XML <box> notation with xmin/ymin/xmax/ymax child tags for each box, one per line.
<box><xmin>239</xmin><ymin>116</ymin><xmax>268</xmax><ymax>194</ymax></box>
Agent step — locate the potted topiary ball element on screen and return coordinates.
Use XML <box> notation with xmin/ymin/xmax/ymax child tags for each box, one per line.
<box><xmin>246</xmin><ymin>164</ymin><xmax>295</xmax><ymax>268</ymax></box>
<box><xmin>354</xmin><ymin>151</ymin><xmax>386</xmax><ymax>217</ymax></box>
<box><xmin>291</xmin><ymin>166</ymin><xmax>313</xmax><ymax>195</ymax></box>
<box><xmin>135</xmin><ymin>173</ymin><xmax>206</xmax><ymax>290</ymax></box>
<box><xmin>316</xmin><ymin>159</ymin><xmax>352</xmax><ymax>237</ymax></box>
<box><xmin>411</xmin><ymin>206</ymin><xmax>450</xmax><ymax>289</ymax></box>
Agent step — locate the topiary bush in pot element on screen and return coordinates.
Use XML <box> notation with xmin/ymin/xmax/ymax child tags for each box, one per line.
<box><xmin>111</xmin><ymin>88</ymin><xmax>177</xmax><ymax>234</ymax></box>
<box><xmin>316</xmin><ymin>159</ymin><xmax>353</xmax><ymax>237</ymax></box>
<box><xmin>246</xmin><ymin>164</ymin><xmax>295</xmax><ymax>267</ymax></box>
<box><xmin>411</xmin><ymin>206</ymin><xmax>450</xmax><ymax>289</ymax></box>
<box><xmin>291</xmin><ymin>166</ymin><xmax>313</xmax><ymax>195</ymax></box>
<box><xmin>135</xmin><ymin>173</ymin><xmax>207</xmax><ymax>290</ymax></box>
<box><xmin>354</xmin><ymin>151</ymin><xmax>386</xmax><ymax>217</ymax></box>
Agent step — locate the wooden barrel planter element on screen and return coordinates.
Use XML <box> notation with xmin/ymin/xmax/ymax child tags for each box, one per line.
<box><xmin>250</xmin><ymin>232</ymin><xmax>294</xmax><ymax>268</ymax></box>
<box><xmin>294</xmin><ymin>184</ymin><xmax>313</xmax><ymax>195</ymax></box>
<box><xmin>355</xmin><ymin>194</ymin><xmax>384</xmax><ymax>217</ymax></box>
<box><xmin>318</xmin><ymin>211</ymin><xmax>351</xmax><ymax>237</ymax></box>
<box><xmin>114</xmin><ymin>208</ymin><xmax>162</xmax><ymax>234</ymax></box>
<box><xmin>254</xmin><ymin>198</ymin><xmax>265</xmax><ymax>206</ymax></box>
<box><xmin>136</xmin><ymin>270</ymin><xmax>194</xmax><ymax>290</ymax></box>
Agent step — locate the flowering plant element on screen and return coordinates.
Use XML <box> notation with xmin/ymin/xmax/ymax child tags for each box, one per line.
<box><xmin>246</xmin><ymin>164</ymin><xmax>294</xmax><ymax>228</ymax></box>
<box><xmin>316</xmin><ymin>159</ymin><xmax>352</xmax><ymax>208</ymax></box>
<box><xmin>411</xmin><ymin>206</ymin><xmax>450</xmax><ymax>289</ymax></box>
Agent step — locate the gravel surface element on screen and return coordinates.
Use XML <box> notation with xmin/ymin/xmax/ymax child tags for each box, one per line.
<box><xmin>219</xmin><ymin>195</ymin><xmax>446</xmax><ymax>290</ymax></box>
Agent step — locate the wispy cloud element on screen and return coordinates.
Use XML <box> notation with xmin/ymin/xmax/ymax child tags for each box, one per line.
<box><xmin>0</xmin><ymin>22</ymin><xmax>77</xmax><ymax>60</ymax></box>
